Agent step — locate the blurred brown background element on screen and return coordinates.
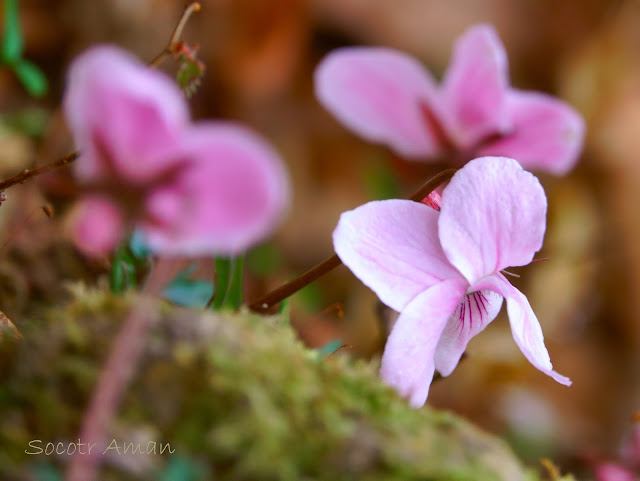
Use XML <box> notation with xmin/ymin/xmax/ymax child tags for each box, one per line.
<box><xmin>0</xmin><ymin>0</ymin><xmax>638</xmax><ymax>477</ymax></box>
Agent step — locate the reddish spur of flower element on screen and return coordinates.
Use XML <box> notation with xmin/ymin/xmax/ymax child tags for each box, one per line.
<box><xmin>420</xmin><ymin>191</ymin><xmax>442</xmax><ymax>211</ymax></box>
<box><xmin>64</xmin><ymin>45</ymin><xmax>289</xmax><ymax>257</ymax></box>
<box><xmin>315</xmin><ymin>24</ymin><xmax>585</xmax><ymax>176</ymax></box>
<box><xmin>333</xmin><ymin>156</ymin><xmax>570</xmax><ymax>407</ymax></box>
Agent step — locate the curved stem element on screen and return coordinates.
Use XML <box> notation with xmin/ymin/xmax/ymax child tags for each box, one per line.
<box><xmin>405</xmin><ymin>169</ymin><xmax>457</xmax><ymax>202</ymax></box>
<box><xmin>248</xmin><ymin>168</ymin><xmax>457</xmax><ymax>313</ymax></box>
<box><xmin>65</xmin><ymin>259</ymin><xmax>180</xmax><ymax>481</ymax></box>
<box><xmin>149</xmin><ymin>1</ymin><xmax>201</xmax><ymax>67</ymax></box>
<box><xmin>249</xmin><ymin>254</ymin><xmax>342</xmax><ymax>312</ymax></box>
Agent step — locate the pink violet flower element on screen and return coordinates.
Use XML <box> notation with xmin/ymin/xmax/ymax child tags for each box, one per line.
<box><xmin>594</xmin><ymin>462</ymin><xmax>636</xmax><ymax>481</ymax></box>
<box><xmin>315</xmin><ymin>24</ymin><xmax>585</xmax><ymax>176</ymax></box>
<box><xmin>64</xmin><ymin>45</ymin><xmax>289</xmax><ymax>257</ymax></box>
<box><xmin>333</xmin><ymin>156</ymin><xmax>571</xmax><ymax>407</ymax></box>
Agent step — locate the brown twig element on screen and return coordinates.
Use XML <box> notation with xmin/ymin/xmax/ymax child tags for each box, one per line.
<box><xmin>0</xmin><ymin>151</ymin><xmax>77</xmax><ymax>191</ymax></box>
<box><xmin>248</xmin><ymin>169</ymin><xmax>457</xmax><ymax>313</ymax></box>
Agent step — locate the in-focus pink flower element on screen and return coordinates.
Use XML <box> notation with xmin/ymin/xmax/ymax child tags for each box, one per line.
<box><xmin>64</xmin><ymin>45</ymin><xmax>289</xmax><ymax>257</ymax></box>
<box><xmin>333</xmin><ymin>156</ymin><xmax>571</xmax><ymax>407</ymax></box>
<box><xmin>315</xmin><ymin>24</ymin><xmax>585</xmax><ymax>176</ymax></box>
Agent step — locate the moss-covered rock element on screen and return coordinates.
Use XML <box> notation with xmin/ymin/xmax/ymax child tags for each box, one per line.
<box><xmin>0</xmin><ymin>286</ymin><xmax>572</xmax><ymax>480</ymax></box>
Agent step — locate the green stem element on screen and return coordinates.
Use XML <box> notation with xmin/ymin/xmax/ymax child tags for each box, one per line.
<box><xmin>224</xmin><ymin>255</ymin><xmax>245</xmax><ymax>310</ymax></box>
<box><xmin>212</xmin><ymin>257</ymin><xmax>231</xmax><ymax>310</ymax></box>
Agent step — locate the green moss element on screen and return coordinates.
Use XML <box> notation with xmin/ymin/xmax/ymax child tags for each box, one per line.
<box><xmin>0</xmin><ymin>286</ymin><xmax>573</xmax><ymax>480</ymax></box>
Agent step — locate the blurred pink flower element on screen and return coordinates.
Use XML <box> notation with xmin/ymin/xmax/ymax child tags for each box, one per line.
<box><xmin>333</xmin><ymin>156</ymin><xmax>571</xmax><ymax>407</ymax></box>
<box><xmin>588</xmin><ymin>421</ymin><xmax>640</xmax><ymax>481</ymax></box>
<box><xmin>594</xmin><ymin>462</ymin><xmax>636</xmax><ymax>481</ymax></box>
<box><xmin>621</xmin><ymin>422</ymin><xmax>640</xmax><ymax>468</ymax></box>
<box><xmin>315</xmin><ymin>24</ymin><xmax>585</xmax><ymax>176</ymax></box>
<box><xmin>64</xmin><ymin>45</ymin><xmax>289</xmax><ymax>257</ymax></box>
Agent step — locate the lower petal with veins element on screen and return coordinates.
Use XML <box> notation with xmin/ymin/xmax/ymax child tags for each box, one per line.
<box><xmin>380</xmin><ymin>278</ymin><xmax>467</xmax><ymax>408</ymax></box>
<box><xmin>434</xmin><ymin>289</ymin><xmax>503</xmax><ymax>376</ymax></box>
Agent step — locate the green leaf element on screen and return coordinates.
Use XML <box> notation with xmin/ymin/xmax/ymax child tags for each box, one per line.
<box><xmin>164</xmin><ymin>276</ymin><xmax>213</xmax><ymax>309</ymax></box>
<box><xmin>223</xmin><ymin>255</ymin><xmax>244</xmax><ymax>310</ymax></box>
<box><xmin>109</xmin><ymin>246</ymin><xmax>138</xmax><ymax>294</ymax></box>
<box><xmin>316</xmin><ymin>339</ymin><xmax>344</xmax><ymax>359</ymax></box>
<box><xmin>12</xmin><ymin>59</ymin><xmax>48</xmax><ymax>97</ymax></box>
<box><xmin>129</xmin><ymin>229</ymin><xmax>152</xmax><ymax>260</ymax></box>
<box><xmin>176</xmin><ymin>58</ymin><xmax>203</xmax><ymax>95</ymax></box>
<box><xmin>160</xmin><ymin>455</ymin><xmax>204</xmax><ymax>481</ymax></box>
<box><xmin>278</xmin><ymin>298</ymin><xmax>290</xmax><ymax>326</ymax></box>
<box><xmin>1</xmin><ymin>0</ymin><xmax>22</xmax><ymax>64</ymax></box>
<box><xmin>212</xmin><ymin>257</ymin><xmax>231</xmax><ymax>310</ymax></box>
<box><xmin>31</xmin><ymin>463</ymin><xmax>62</xmax><ymax>481</ymax></box>
<box><xmin>175</xmin><ymin>45</ymin><xmax>205</xmax><ymax>97</ymax></box>
<box><xmin>109</xmin><ymin>235</ymin><xmax>152</xmax><ymax>294</ymax></box>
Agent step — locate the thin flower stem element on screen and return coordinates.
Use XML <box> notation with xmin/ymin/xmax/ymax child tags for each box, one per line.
<box><xmin>406</xmin><ymin>169</ymin><xmax>457</xmax><ymax>203</ymax></box>
<box><xmin>248</xmin><ymin>168</ymin><xmax>457</xmax><ymax>313</ymax></box>
<box><xmin>531</xmin><ymin>257</ymin><xmax>550</xmax><ymax>263</ymax></box>
<box><xmin>66</xmin><ymin>259</ymin><xmax>181</xmax><ymax>481</ymax></box>
<box><xmin>149</xmin><ymin>2</ymin><xmax>201</xmax><ymax>68</ymax></box>
<box><xmin>249</xmin><ymin>254</ymin><xmax>343</xmax><ymax>312</ymax></box>
<box><xmin>170</xmin><ymin>2</ymin><xmax>202</xmax><ymax>47</ymax></box>
<box><xmin>0</xmin><ymin>4</ymin><xmax>202</xmax><ymax>194</ymax></box>
<box><xmin>501</xmin><ymin>270</ymin><xmax>520</xmax><ymax>278</ymax></box>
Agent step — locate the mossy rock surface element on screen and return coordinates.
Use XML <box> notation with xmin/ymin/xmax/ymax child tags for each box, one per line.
<box><xmin>0</xmin><ymin>286</ymin><xmax>571</xmax><ymax>480</ymax></box>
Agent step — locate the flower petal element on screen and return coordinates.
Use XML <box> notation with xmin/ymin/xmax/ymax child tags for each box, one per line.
<box><xmin>478</xmin><ymin>90</ymin><xmax>585</xmax><ymax>176</ymax></box>
<box><xmin>380</xmin><ymin>278</ymin><xmax>467</xmax><ymax>407</ymax></box>
<box><xmin>141</xmin><ymin>122</ymin><xmax>289</xmax><ymax>256</ymax></box>
<box><xmin>594</xmin><ymin>462</ymin><xmax>636</xmax><ymax>481</ymax></box>
<box><xmin>473</xmin><ymin>274</ymin><xmax>571</xmax><ymax>386</ymax></box>
<box><xmin>434</xmin><ymin>290</ymin><xmax>503</xmax><ymax>376</ymax></box>
<box><xmin>68</xmin><ymin>196</ymin><xmax>124</xmax><ymax>256</ymax></box>
<box><xmin>440</xmin><ymin>24</ymin><xmax>511</xmax><ymax>149</ymax></box>
<box><xmin>438</xmin><ymin>156</ymin><xmax>547</xmax><ymax>284</ymax></box>
<box><xmin>315</xmin><ymin>47</ymin><xmax>441</xmax><ymax>159</ymax></box>
<box><xmin>333</xmin><ymin>199</ymin><xmax>463</xmax><ymax>312</ymax></box>
<box><xmin>64</xmin><ymin>45</ymin><xmax>189</xmax><ymax>183</ymax></box>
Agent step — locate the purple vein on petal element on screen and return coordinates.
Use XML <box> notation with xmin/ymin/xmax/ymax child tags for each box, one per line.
<box><xmin>478</xmin><ymin>292</ymin><xmax>489</xmax><ymax>315</ymax></box>
<box><xmin>472</xmin><ymin>293</ymin><xmax>483</xmax><ymax>322</ymax></box>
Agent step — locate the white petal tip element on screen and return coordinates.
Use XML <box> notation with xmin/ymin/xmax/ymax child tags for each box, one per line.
<box><xmin>549</xmin><ymin>371</ymin><xmax>572</xmax><ymax>386</ymax></box>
